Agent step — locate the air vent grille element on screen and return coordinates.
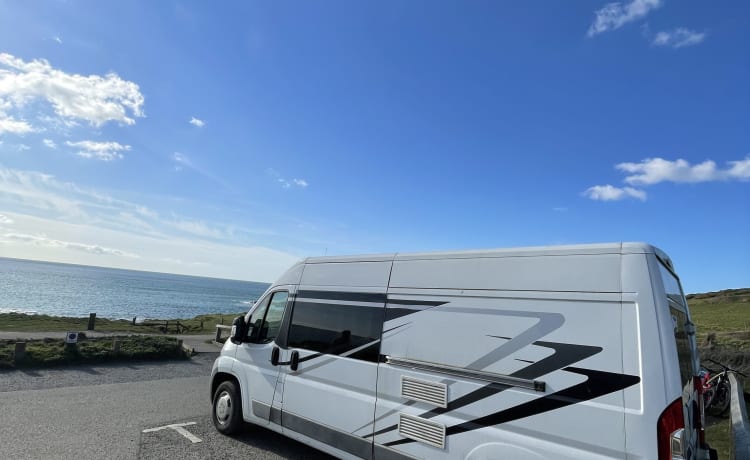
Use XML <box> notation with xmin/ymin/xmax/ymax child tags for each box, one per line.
<box><xmin>398</xmin><ymin>413</ymin><xmax>446</xmax><ymax>449</ymax></box>
<box><xmin>401</xmin><ymin>376</ymin><xmax>448</xmax><ymax>408</ymax></box>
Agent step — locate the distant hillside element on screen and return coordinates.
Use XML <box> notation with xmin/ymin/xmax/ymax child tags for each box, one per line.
<box><xmin>686</xmin><ymin>288</ymin><xmax>750</xmax><ymax>304</ymax></box>
<box><xmin>687</xmin><ymin>287</ymin><xmax>749</xmax><ymax>380</ymax></box>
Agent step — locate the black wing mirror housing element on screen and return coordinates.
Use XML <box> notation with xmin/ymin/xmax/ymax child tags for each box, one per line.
<box><xmin>229</xmin><ymin>316</ymin><xmax>246</xmax><ymax>344</ymax></box>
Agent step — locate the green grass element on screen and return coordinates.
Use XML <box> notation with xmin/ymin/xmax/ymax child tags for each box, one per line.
<box><xmin>0</xmin><ymin>335</ymin><xmax>188</xmax><ymax>368</ymax></box>
<box><xmin>687</xmin><ymin>288</ymin><xmax>749</xmax><ymax>458</ymax></box>
<box><xmin>705</xmin><ymin>418</ymin><xmax>731</xmax><ymax>460</ymax></box>
<box><xmin>0</xmin><ymin>312</ymin><xmax>245</xmax><ymax>335</ymax></box>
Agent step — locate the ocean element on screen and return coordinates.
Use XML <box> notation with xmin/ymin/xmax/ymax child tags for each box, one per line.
<box><xmin>0</xmin><ymin>257</ymin><xmax>270</xmax><ymax>320</ymax></box>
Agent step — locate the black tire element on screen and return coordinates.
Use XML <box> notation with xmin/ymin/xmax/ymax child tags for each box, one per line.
<box><xmin>707</xmin><ymin>381</ymin><xmax>730</xmax><ymax>416</ymax></box>
<box><xmin>212</xmin><ymin>380</ymin><xmax>244</xmax><ymax>435</ymax></box>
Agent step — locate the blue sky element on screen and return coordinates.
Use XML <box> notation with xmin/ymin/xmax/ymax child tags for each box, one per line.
<box><xmin>0</xmin><ymin>0</ymin><xmax>747</xmax><ymax>292</ymax></box>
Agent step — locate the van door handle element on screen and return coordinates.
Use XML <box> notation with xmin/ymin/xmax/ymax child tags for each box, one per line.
<box><xmin>290</xmin><ymin>350</ymin><xmax>300</xmax><ymax>371</ymax></box>
<box><xmin>270</xmin><ymin>346</ymin><xmax>280</xmax><ymax>366</ymax></box>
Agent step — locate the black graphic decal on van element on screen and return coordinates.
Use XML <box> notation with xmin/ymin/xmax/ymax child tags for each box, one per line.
<box><xmin>383</xmin><ymin>367</ymin><xmax>641</xmax><ymax>447</ymax></box>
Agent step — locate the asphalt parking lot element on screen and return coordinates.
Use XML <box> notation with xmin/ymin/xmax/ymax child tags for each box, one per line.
<box><xmin>0</xmin><ymin>348</ymin><xmax>331</xmax><ymax>460</ymax></box>
<box><xmin>138</xmin><ymin>415</ymin><xmax>333</xmax><ymax>460</ymax></box>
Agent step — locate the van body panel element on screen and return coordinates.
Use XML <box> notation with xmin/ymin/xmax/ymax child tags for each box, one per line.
<box><xmin>212</xmin><ymin>242</ymin><xmax>703</xmax><ymax>460</ymax></box>
<box><xmin>276</xmin><ymin>274</ymin><xmax>391</xmax><ymax>458</ymax></box>
<box><xmin>389</xmin><ymin>254</ymin><xmax>622</xmax><ymax>292</ymax></box>
<box><xmin>300</xmin><ymin>261</ymin><xmax>393</xmax><ymax>288</ymax></box>
<box><xmin>376</xmin><ymin>288</ymin><xmax>630</xmax><ymax>459</ymax></box>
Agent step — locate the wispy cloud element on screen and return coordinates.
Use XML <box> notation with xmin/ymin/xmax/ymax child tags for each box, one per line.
<box><xmin>172</xmin><ymin>151</ymin><xmax>231</xmax><ymax>189</ymax></box>
<box><xmin>652</xmin><ymin>28</ymin><xmax>706</xmax><ymax>48</ymax></box>
<box><xmin>584</xmin><ymin>155</ymin><xmax>750</xmax><ymax>202</ymax></box>
<box><xmin>618</xmin><ymin>157</ymin><xmax>750</xmax><ymax>184</ymax></box>
<box><xmin>52</xmin><ymin>36</ymin><xmax>63</xmax><ymax>44</ymax></box>
<box><xmin>0</xmin><ymin>115</ymin><xmax>34</xmax><ymax>134</ymax></box>
<box><xmin>587</xmin><ymin>0</ymin><xmax>662</xmax><ymax>37</ymax></box>
<box><xmin>584</xmin><ymin>185</ymin><xmax>647</xmax><ymax>201</ymax></box>
<box><xmin>17</xmin><ymin>143</ymin><xmax>30</xmax><ymax>152</ymax></box>
<box><xmin>0</xmin><ymin>166</ymin><xmax>249</xmax><ymax>240</ymax></box>
<box><xmin>189</xmin><ymin>116</ymin><xmax>205</xmax><ymax>127</ymax></box>
<box><xmin>0</xmin><ymin>213</ymin><xmax>13</xmax><ymax>225</ymax></box>
<box><xmin>0</xmin><ymin>53</ymin><xmax>145</xmax><ymax>131</ymax></box>
<box><xmin>266</xmin><ymin>168</ymin><xmax>310</xmax><ymax>189</ymax></box>
<box><xmin>42</xmin><ymin>139</ymin><xmax>57</xmax><ymax>149</ymax></box>
<box><xmin>0</xmin><ymin>231</ymin><xmax>139</xmax><ymax>258</ymax></box>
<box><xmin>66</xmin><ymin>140</ymin><xmax>131</xmax><ymax>161</ymax></box>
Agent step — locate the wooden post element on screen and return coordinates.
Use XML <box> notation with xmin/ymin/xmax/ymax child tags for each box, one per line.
<box><xmin>132</xmin><ymin>316</ymin><xmax>136</xmax><ymax>325</ymax></box>
<box><xmin>87</xmin><ymin>313</ymin><xmax>96</xmax><ymax>331</ymax></box>
<box><xmin>112</xmin><ymin>338</ymin><xmax>121</xmax><ymax>354</ymax></box>
<box><xmin>215</xmin><ymin>326</ymin><xmax>221</xmax><ymax>343</ymax></box>
<box><xmin>14</xmin><ymin>342</ymin><xmax>26</xmax><ymax>363</ymax></box>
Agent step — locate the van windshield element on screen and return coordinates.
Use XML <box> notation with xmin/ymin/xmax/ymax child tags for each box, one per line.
<box><xmin>659</xmin><ymin>262</ymin><xmax>695</xmax><ymax>389</ymax></box>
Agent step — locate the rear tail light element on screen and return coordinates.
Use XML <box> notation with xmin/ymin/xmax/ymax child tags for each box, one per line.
<box><xmin>658</xmin><ymin>397</ymin><xmax>685</xmax><ymax>460</ymax></box>
<box><xmin>693</xmin><ymin>375</ymin><xmax>706</xmax><ymax>446</ymax></box>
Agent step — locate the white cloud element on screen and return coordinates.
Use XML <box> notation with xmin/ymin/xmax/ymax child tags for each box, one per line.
<box><xmin>0</xmin><ymin>166</ymin><xmax>249</xmax><ymax>241</ymax></box>
<box><xmin>0</xmin><ymin>213</ymin><xmax>13</xmax><ymax>225</ymax></box>
<box><xmin>584</xmin><ymin>185</ymin><xmax>647</xmax><ymax>201</ymax></box>
<box><xmin>0</xmin><ymin>53</ymin><xmax>144</xmax><ymax>129</ymax></box>
<box><xmin>617</xmin><ymin>157</ymin><xmax>750</xmax><ymax>185</ymax></box>
<box><xmin>169</xmin><ymin>218</ymin><xmax>225</xmax><ymax>239</ymax></box>
<box><xmin>189</xmin><ymin>117</ymin><xmax>205</xmax><ymax>127</ymax></box>
<box><xmin>584</xmin><ymin>155</ymin><xmax>750</xmax><ymax>202</ymax></box>
<box><xmin>587</xmin><ymin>0</ymin><xmax>662</xmax><ymax>37</ymax></box>
<box><xmin>0</xmin><ymin>231</ymin><xmax>139</xmax><ymax>258</ymax></box>
<box><xmin>267</xmin><ymin>169</ymin><xmax>309</xmax><ymax>189</ymax></box>
<box><xmin>728</xmin><ymin>156</ymin><xmax>750</xmax><ymax>180</ymax></box>
<box><xmin>52</xmin><ymin>36</ymin><xmax>62</xmax><ymax>44</ymax></box>
<box><xmin>0</xmin><ymin>211</ymin><xmax>298</xmax><ymax>282</ymax></box>
<box><xmin>0</xmin><ymin>115</ymin><xmax>34</xmax><ymax>134</ymax></box>
<box><xmin>17</xmin><ymin>143</ymin><xmax>30</xmax><ymax>152</ymax></box>
<box><xmin>652</xmin><ymin>28</ymin><xmax>706</xmax><ymax>48</ymax></box>
<box><xmin>42</xmin><ymin>138</ymin><xmax>57</xmax><ymax>149</ymax></box>
<box><xmin>66</xmin><ymin>140</ymin><xmax>131</xmax><ymax>161</ymax></box>
<box><xmin>173</xmin><ymin>151</ymin><xmax>192</xmax><ymax>167</ymax></box>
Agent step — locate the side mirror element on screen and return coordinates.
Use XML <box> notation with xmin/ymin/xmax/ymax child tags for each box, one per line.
<box><xmin>271</xmin><ymin>346</ymin><xmax>280</xmax><ymax>366</ymax></box>
<box><xmin>290</xmin><ymin>350</ymin><xmax>300</xmax><ymax>371</ymax></box>
<box><xmin>229</xmin><ymin>316</ymin><xmax>246</xmax><ymax>344</ymax></box>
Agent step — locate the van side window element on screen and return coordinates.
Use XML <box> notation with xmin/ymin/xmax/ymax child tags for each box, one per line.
<box><xmin>246</xmin><ymin>291</ymin><xmax>288</xmax><ymax>343</ymax></box>
<box><xmin>287</xmin><ymin>301</ymin><xmax>383</xmax><ymax>362</ymax></box>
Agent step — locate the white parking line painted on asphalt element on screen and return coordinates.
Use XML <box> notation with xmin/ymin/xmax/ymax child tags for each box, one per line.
<box><xmin>142</xmin><ymin>421</ymin><xmax>202</xmax><ymax>444</ymax></box>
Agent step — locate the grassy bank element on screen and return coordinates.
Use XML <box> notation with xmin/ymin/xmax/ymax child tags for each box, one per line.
<box><xmin>0</xmin><ymin>335</ymin><xmax>188</xmax><ymax>369</ymax></box>
<box><xmin>687</xmin><ymin>288</ymin><xmax>749</xmax><ymax>460</ymax></box>
<box><xmin>0</xmin><ymin>312</ymin><xmax>245</xmax><ymax>335</ymax></box>
<box><xmin>689</xmin><ymin>288</ymin><xmax>750</xmax><ymax>377</ymax></box>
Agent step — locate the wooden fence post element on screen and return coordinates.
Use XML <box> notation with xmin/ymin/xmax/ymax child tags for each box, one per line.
<box><xmin>112</xmin><ymin>338</ymin><xmax>121</xmax><ymax>354</ymax></box>
<box><xmin>14</xmin><ymin>342</ymin><xmax>26</xmax><ymax>363</ymax></box>
<box><xmin>87</xmin><ymin>313</ymin><xmax>96</xmax><ymax>331</ymax></box>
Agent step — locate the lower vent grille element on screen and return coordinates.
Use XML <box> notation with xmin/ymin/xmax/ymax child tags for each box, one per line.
<box><xmin>398</xmin><ymin>413</ymin><xmax>446</xmax><ymax>449</ymax></box>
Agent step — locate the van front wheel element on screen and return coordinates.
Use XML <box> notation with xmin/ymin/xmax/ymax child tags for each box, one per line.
<box><xmin>212</xmin><ymin>380</ymin><xmax>243</xmax><ymax>434</ymax></box>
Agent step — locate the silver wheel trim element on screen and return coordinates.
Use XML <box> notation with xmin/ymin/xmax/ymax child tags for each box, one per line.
<box><xmin>215</xmin><ymin>390</ymin><xmax>232</xmax><ymax>425</ymax></box>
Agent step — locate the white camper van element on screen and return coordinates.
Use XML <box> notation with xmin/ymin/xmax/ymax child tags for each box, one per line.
<box><xmin>210</xmin><ymin>243</ymin><xmax>715</xmax><ymax>460</ymax></box>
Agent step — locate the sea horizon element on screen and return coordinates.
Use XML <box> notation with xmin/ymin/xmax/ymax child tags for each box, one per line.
<box><xmin>0</xmin><ymin>257</ymin><xmax>270</xmax><ymax>320</ymax></box>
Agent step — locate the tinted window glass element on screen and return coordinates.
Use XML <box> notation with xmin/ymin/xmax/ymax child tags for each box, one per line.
<box><xmin>287</xmin><ymin>301</ymin><xmax>383</xmax><ymax>362</ymax></box>
<box><xmin>246</xmin><ymin>296</ymin><xmax>270</xmax><ymax>340</ymax></box>
<box><xmin>260</xmin><ymin>291</ymin><xmax>288</xmax><ymax>343</ymax></box>
<box><xmin>671</xmin><ymin>307</ymin><xmax>694</xmax><ymax>389</ymax></box>
<box><xmin>659</xmin><ymin>261</ymin><xmax>695</xmax><ymax>389</ymax></box>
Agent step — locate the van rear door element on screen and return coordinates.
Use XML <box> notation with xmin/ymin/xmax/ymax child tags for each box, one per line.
<box><xmin>657</xmin><ymin>259</ymin><xmax>702</xmax><ymax>459</ymax></box>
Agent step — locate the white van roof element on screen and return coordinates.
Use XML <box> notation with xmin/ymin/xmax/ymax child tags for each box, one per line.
<box><xmin>304</xmin><ymin>242</ymin><xmax>661</xmax><ymax>264</ymax></box>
